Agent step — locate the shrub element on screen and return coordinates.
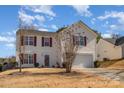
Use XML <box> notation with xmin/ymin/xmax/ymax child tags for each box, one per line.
<box><xmin>34</xmin><ymin>63</ymin><xmax>39</xmax><ymax>67</ymax></box>
<box><xmin>3</xmin><ymin>62</ymin><xmax>8</xmax><ymax>65</ymax></box>
<box><xmin>103</xmin><ymin>58</ymin><xmax>110</xmax><ymax>61</ymax></box>
<box><xmin>94</xmin><ymin>61</ymin><xmax>100</xmax><ymax>68</ymax></box>
<box><xmin>11</xmin><ymin>62</ymin><xmax>18</xmax><ymax>68</ymax></box>
<box><xmin>41</xmin><ymin>65</ymin><xmax>44</xmax><ymax>68</ymax></box>
<box><xmin>13</xmin><ymin>62</ymin><xmax>18</xmax><ymax>67</ymax></box>
<box><xmin>56</xmin><ymin>62</ymin><xmax>60</xmax><ymax>68</ymax></box>
<box><xmin>0</xmin><ymin>64</ymin><xmax>3</xmax><ymax>71</ymax></box>
<box><xmin>52</xmin><ymin>65</ymin><xmax>55</xmax><ymax>68</ymax></box>
<box><xmin>62</xmin><ymin>62</ymin><xmax>66</xmax><ymax>68</ymax></box>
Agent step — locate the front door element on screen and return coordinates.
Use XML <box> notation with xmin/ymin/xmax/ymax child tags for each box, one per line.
<box><xmin>44</xmin><ymin>55</ymin><xmax>49</xmax><ymax>67</ymax></box>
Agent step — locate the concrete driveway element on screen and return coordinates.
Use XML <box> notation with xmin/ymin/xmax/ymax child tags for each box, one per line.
<box><xmin>74</xmin><ymin>68</ymin><xmax>124</xmax><ymax>82</ymax></box>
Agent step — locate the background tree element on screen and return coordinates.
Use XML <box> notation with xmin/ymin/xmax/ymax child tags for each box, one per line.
<box><xmin>18</xmin><ymin>17</ymin><xmax>24</xmax><ymax>73</ymax></box>
<box><xmin>112</xmin><ymin>33</ymin><xmax>121</xmax><ymax>39</ymax></box>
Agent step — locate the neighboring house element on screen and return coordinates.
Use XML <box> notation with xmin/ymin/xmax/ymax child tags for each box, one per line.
<box><xmin>16</xmin><ymin>21</ymin><xmax>124</xmax><ymax>68</ymax></box>
<box><xmin>97</xmin><ymin>37</ymin><xmax>124</xmax><ymax>61</ymax></box>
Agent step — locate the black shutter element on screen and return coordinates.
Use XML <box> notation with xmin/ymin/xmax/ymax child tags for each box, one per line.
<box><xmin>50</xmin><ymin>37</ymin><xmax>52</xmax><ymax>47</ymax></box>
<box><xmin>34</xmin><ymin>53</ymin><xmax>37</xmax><ymax>64</ymax></box>
<box><xmin>42</xmin><ymin>37</ymin><xmax>44</xmax><ymax>47</ymax></box>
<box><xmin>84</xmin><ymin>36</ymin><xmax>87</xmax><ymax>46</ymax></box>
<box><xmin>21</xmin><ymin>36</ymin><xmax>24</xmax><ymax>46</ymax></box>
<box><xmin>34</xmin><ymin>36</ymin><xmax>37</xmax><ymax>46</ymax></box>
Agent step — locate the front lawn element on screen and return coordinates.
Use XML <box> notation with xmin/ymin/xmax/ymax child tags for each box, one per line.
<box><xmin>0</xmin><ymin>68</ymin><xmax>124</xmax><ymax>88</ymax></box>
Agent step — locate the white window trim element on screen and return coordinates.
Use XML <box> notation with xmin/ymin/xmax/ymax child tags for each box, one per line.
<box><xmin>44</xmin><ymin>37</ymin><xmax>50</xmax><ymax>47</ymax></box>
<box><xmin>24</xmin><ymin>54</ymin><xmax>33</xmax><ymax>64</ymax></box>
<box><xmin>74</xmin><ymin>35</ymin><xmax>86</xmax><ymax>46</ymax></box>
<box><xmin>24</xmin><ymin>36</ymin><xmax>34</xmax><ymax>46</ymax></box>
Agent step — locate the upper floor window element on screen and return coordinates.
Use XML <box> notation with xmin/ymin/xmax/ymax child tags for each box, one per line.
<box><xmin>44</xmin><ymin>37</ymin><xmax>50</xmax><ymax>46</ymax></box>
<box><xmin>23</xmin><ymin>36</ymin><xmax>36</xmax><ymax>46</ymax></box>
<box><xmin>24</xmin><ymin>36</ymin><xmax>29</xmax><ymax>45</ymax></box>
<box><xmin>24</xmin><ymin>36</ymin><xmax>34</xmax><ymax>45</ymax></box>
<box><xmin>80</xmin><ymin>36</ymin><xmax>84</xmax><ymax>46</ymax></box>
<box><xmin>42</xmin><ymin>37</ymin><xmax>52</xmax><ymax>47</ymax></box>
<box><xmin>74</xmin><ymin>36</ymin><xmax>80</xmax><ymax>45</ymax></box>
<box><xmin>73</xmin><ymin>36</ymin><xmax>87</xmax><ymax>46</ymax></box>
<box><xmin>29</xmin><ymin>37</ymin><xmax>34</xmax><ymax>45</ymax></box>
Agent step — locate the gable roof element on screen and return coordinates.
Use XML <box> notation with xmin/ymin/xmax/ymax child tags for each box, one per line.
<box><xmin>78</xmin><ymin>20</ymin><xmax>99</xmax><ymax>36</ymax></box>
<box><xmin>17</xmin><ymin>20</ymin><xmax>99</xmax><ymax>37</ymax></box>
<box><xmin>56</xmin><ymin>20</ymin><xmax>99</xmax><ymax>36</ymax></box>
<box><xmin>104</xmin><ymin>36</ymin><xmax>124</xmax><ymax>46</ymax></box>
<box><xmin>16</xmin><ymin>29</ymin><xmax>56</xmax><ymax>36</ymax></box>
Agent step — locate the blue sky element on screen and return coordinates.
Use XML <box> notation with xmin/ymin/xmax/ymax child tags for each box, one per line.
<box><xmin>0</xmin><ymin>5</ymin><xmax>124</xmax><ymax>57</ymax></box>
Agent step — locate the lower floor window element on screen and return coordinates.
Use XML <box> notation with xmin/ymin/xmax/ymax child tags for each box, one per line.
<box><xmin>24</xmin><ymin>54</ymin><xmax>33</xmax><ymax>64</ymax></box>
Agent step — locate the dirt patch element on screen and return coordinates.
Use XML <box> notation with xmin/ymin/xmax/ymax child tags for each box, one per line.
<box><xmin>95</xmin><ymin>59</ymin><xmax>124</xmax><ymax>69</ymax></box>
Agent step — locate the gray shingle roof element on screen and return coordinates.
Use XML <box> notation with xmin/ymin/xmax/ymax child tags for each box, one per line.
<box><xmin>115</xmin><ymin>36</ymin><xmax>124</xmax><ymax>46</ymax></box>
<box><xmin>104</xmin><ymin>38</ymin><xmax>117</xmax><ymax>45</ymax></box>
<box><xmin>104</xmin><ymin>36</ymin><xmax>124</xmax><ymax>46</ymax></box>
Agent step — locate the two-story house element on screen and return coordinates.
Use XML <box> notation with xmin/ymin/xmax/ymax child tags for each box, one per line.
<box><xmin>16</xmin><ymin>21</ymin><xmax>124</xmax><ymax>68</ymax></box>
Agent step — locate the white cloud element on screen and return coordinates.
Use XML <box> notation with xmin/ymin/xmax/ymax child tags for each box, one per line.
<box><xmin>23</xmin><ymin>5</ymin><xmax>56</xmax><ymax>17</ymax></box>
<box><xmin>47</xmin><ymin>16</ymin><xmax>54</xmax><ymax>21</ymax></box>
<box><xmin>35</xmin><ymin>15</ymin><xmax>45</xmax><ymax>22</ymax></box>
<box><xmin>97</xmin><ymin>11</ymin><xmax>124</xmax><ymax>21</ymax></box>
<box><xmin>51</xmin><ymin>24</ymin><xmax>58</xmax><ymax>30</ymax></box>
<box><xmin>110</xmin><ymin>24</ymin><xmax>117</xmax><ymax>29</ymax></box>
<box><xmin>18</xmin><ymin>9</ymin><xmax>46</xmax><ymax>28</ymax></box>
<box><xmin>12</xmin><ymin>29</ymin><xmax>18</xmax><ymax>34</ymax></box>
<box><xmin>98</xmin><ymin>11</ymin><xmax>124</xmax><ymax>34</ymax></box>
<box><xmin>0</xmin><ymin>36</ymin><xmax>15</xmax><ymax>43</ymax></box>
<box><xmin>0</xmin><ymin>28</ymin><xmax>17</xmax><ymax>49</ymax></box>
<box><xmin>0</xmin><ymin>36</ymin><xmax>8</xmax><ymax>42</ymax></box>
<box><xmin>0</xmin><ymin>35</ymin><xmax>15</xmax><ymax>49</ymax></box>
<box><xmin>6</xmin><ymin>32</ymin><xmax>13</xmax><ymax>35</ymax></box>
<box><xmin>38</xmin><ymin>28</ymin><xmax>48</xmax><ymax>31</ymax></box>
<box><xmin>102</xmin><ymin>34</ymin><xmax>112</xmax><ymax>38</ymax></box>
<box><xmin>18</xmin><ymin>10</ymin><xmax>35</xmax><ymax>26</ymax></box>
<box><xmin>5</xmin><ymin>43</ymin><xmax>15</xmax><ymax>48</ymax></box>
<box><xmin>72</xmin><ymin>5</ymin><xmax>92</xmax><ymax>17</ymax></box>
<box><xmin>109</xmin><ymin>24</ymin><xmax>124</xmax><ymax>32</ymax></box>
<box><xmin>1</xmin><ymin>29</ymin><xmax>17</xmax><ymax>36</ymax></box>
<box><xmin>98</xmin><ymin>11</ymin><xmax>111</xmax><ymax>20</ymax></box>
<box><xmin>6</xmin><ymin>30</ymin><xmax>17</xmax><ymax>36</ymax></box>
<box><xmin>18</xmin><ymin>6</ymin><xmax>57</xmax><ymax>31</ymax></box>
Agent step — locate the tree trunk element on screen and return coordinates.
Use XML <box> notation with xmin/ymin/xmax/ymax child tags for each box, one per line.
<box><xmin>19</xmin><ymin>56</ymin><xmax>22</xmax><ymax>73</ymax></box>
<box><xmin>66</xmin><ymin>67</ymin><xmax>71</xmax><ymax>73</ymax></box>
<box><xmin>66</xmin><ymin>62</ymin><xmax>72</xmax><ymax>73</ymax></box>
<box><xmin>19</xmin><ymin>63</ymin><xmax>22</xmax><ymax>73</ymax></box>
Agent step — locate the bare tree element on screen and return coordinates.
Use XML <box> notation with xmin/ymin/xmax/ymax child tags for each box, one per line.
<box><xmin>54</xmin><ymin>33</ymin><xmax>62</xmax><ymax>67</ymax></box>
<box><xmin>59</xmin><ymin>28</ymin><xmax>78</xmax><ymax>73</ymax></box>
<box><xmin>18</xmin><ymin>17</ymin><xmax>24</xmax><ymax>73</ymax></box>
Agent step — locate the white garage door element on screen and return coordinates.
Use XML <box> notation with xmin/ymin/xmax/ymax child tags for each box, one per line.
<box><xmin>72</xmin><ymin>54</ymin><xmax>94</xmax><ymax>68</ymax></box>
